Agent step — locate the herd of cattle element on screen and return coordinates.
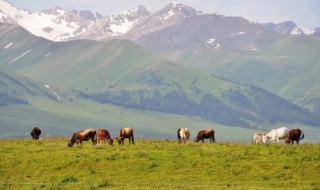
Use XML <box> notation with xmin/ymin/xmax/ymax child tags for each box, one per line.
<box><xmin>30</xmin><ymin>126</ymin><xmax>305</xmax><ymax>146</ymax></box>
<box><xmin>253</xmin><ymin>127</ymin><xmax>305</xmax><ymax>144</ymax></box>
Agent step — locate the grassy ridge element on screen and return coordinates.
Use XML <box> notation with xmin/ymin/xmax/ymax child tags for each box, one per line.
<box><xmin>1</xmin><ymin>139</ymin><xmax>319</xmax><ymax>189</ymax></box>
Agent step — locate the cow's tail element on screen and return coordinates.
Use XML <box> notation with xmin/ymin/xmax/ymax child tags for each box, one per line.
<box><xmin>300</xmin><ymin>131</ymin><xmax>305</xmax><ymax>140</ymax></box>
<box><xmin>94</xmin><ymin>130</ymin><xmax>97</xmax><ymax>145</ymax></box>
<box><xmin>177</xmin><ymin>128</ymin><xmax>181</xmax><ymax>143</ymax></box>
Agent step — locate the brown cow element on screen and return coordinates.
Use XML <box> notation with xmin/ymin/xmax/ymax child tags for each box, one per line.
<box><xmin>177</xmin><ymin>127</ymin><xmax>190</xmax><ymax>143</ymax></box>
<box><xmin>68</xmin><ymin>129</ymin><xmax>96</xmax><ymax>147</ymax></box>
<box><xmin>30</xmin><ymin>127</ymin><xmax>41</xmax><ymax>140</ymax></box>
<box><xmin>285</xmin><ymin>128</ymin><xmax>304</xmax><ymax>145</ymax></box>
<box><xmin>97</xmin><ymin>129</ymin><xmax>113</xmax><ymax>146</ymax></box>
<box><xmin>194</xmin><ymin>129</ymin><xmax>215</xmax><ymax>142</ymax></box>
<box><xmin>116</xmin><ymin>127</ymin><xmax>134</xmax><ymax>145</ymax></box>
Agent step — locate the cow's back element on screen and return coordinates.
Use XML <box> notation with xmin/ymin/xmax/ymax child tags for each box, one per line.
<box><xmin>119</xmin><ymin>127</ymin><xmax>133</xmax><ymax>138</ymax></box>
<box><xmin>98</xmin><ymin>129</ymin><xmax>111</xmax><ymax>139</ymax></box>
<box><xmin>276</xmin><ymin>127</ymin><xmax>288</xmax><ymax>139</ymax></box>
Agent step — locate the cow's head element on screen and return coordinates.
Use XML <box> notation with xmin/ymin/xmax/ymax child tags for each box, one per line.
<box><xmin>262</xmin><ymin>134</ymin><xmax>268</xmax><ymax>144</ymax></box>
<box><xmin>115</xmin><ymin>137</ymin><xmax>122</xmax><ymax>145</ymax></box>
<box><xmin>67</xmin><ymin>141</ymin><xmax>73</xmax><ymax>147</ymax></box>
<box><xmin>285</xmin><ymin>138</ymin><xmax>291</xmax><ymax>144</ymax></box>
<box><xmin>108</xmin><ymin>139</ymin><xmax>114</xmax><ymax>146</ymax></box>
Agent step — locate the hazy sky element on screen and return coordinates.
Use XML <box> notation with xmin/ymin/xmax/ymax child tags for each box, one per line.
<box><xmin>4</xmin><ymin>0</ymin><xmax>320</xmax><ymax>29</ymax></box>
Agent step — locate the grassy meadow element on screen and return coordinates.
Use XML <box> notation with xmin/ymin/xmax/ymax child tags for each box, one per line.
<box><xmin>1</xmin><ymin>138</ymin><xmax>320</xmax><ymax>189</ymax></box>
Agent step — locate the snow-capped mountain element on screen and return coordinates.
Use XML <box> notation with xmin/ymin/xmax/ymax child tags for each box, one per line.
<box><xmin>123</xmin><ymin>2</ymin><xmax>203</xmax><ymax>40</ymax></box>
<box><xmin>1</xmin><ymin>0</ymin><xmax>318</xmax><ymax>42</ymax></box>
<box><xmin>73</xmin><ymin>5</ymin><xmax>151</xmax><ymax>40</ymax></box>
<box><xmin>0</xmin><ymin>0</ymin><xmax>95</xmax><ymax>41</ymax></box>
<box><xmin>261</xmin><ymin>21</ymin><xmax>305</xmax><ymax>35</ymax></box>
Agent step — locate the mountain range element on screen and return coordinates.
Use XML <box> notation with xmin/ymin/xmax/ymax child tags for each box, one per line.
<box><xmin>1</xmin><ymin>1</ymin><xmax>320</xmax><ymax>140</ymax></box>
<box><xmin>1</xmin><ymin>1</ymin><xmax>319</xmax><ymax>42</ymax></box>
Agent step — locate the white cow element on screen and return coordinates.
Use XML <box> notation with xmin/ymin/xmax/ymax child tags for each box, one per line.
<box><xmin>253</xmin><ymin>133</ymin><xmax>265</xmax><ymax>144</ymax></box>
<box><xmin>177</xmin><ymin>127</ymin><xmax>190</xmax><ymax>143</ymax></box>
<box><xmin>262</xmin><ymin>127</ymin><xmax>289</xmax><ymax>144</ymax></box>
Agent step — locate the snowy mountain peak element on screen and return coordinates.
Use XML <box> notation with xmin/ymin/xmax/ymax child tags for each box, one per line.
<box><xmin>123</xmin><ymin>5</ymin><xmax>149</xmax><ymax>14</ymax></box>
<box><xmin>115</xmin><ymin>5</ymin><xmax>150</xmax><ymax>21</ymax></box>
<box><xmin>1</xmin><ymin>0</ymin><xmax>318</xmax><ymax>42</ymax></box>
<box><xmin>72</xmin><ymin>10</ymin><xmax>102</xmax><ymax>22</ymax></box>
<box><xmin>162</xmin><ymin>2</ymin><xmax>200</xmax><ymax>17</ymax></box>
<box><xmin>261</xmin><ymin>21</ymin><xmax>305</xmax><ymax>36</ymax></box>
<box><xmin>72</xmin><ymin>5</ymin><xmax>151</xmax><ymax>39</ymax></box>
<box><xmin>41</xmin><ymin>7</ymin><xmax>66</xmax><ymax>15</ymax></box>
<box><xmin>0</xmin><ymin>0</ymin><xmax>11</xmax><ymax>8</ymax></box>
<box><xmin>0</xmin><ymin>0</ymin><xmax>90</xmax><ymax>41</ymax></box>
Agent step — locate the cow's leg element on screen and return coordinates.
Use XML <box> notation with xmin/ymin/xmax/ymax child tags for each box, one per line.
<box><xmin>132</xmin><ymin>136</ymin><xmax>135</xmax><ymax>145</ymax></box>
<box><xmin>91</xmin><ymin>137</ymin><xmax>95</xmax><ymax>146</ymax></box>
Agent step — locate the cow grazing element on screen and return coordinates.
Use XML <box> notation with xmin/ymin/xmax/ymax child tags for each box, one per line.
<box><xmin>30</xmin><ymin>127</ymin><xmax>41</xmax><ymax>140</ymax></box>
<box><xmin>97</xmin><ymin>129</ymin><xmax>113</xmax><ymax>146</ymax></box>
<box><xmin>68</xmin><ymin>129</ymin><xmax>96</xmax><ymax>147</ymax></box>
<box><xmin>285</xmin><ymin>128</ymin><xmax>305</xmax><ymax>145</ymax></box>
<box><xmin>177</xmin><ymin>127</ymin><xmax>190</xmax><ymax>143</ymax></box>
<box><xmin>262</xmin><ymin>127</ymin><xmax>288</xmax><ymax>144</ymax></box>
<box><xmin>116</xmin><ymin>127</ymin><xmax>134</xmax><ymax>145</ymax></box>
<box><xmin>194</xmin><ymin>129</ymin><xmax>215</xmax><ymax>142</ymax></box>
<box><xmin>253</xmin><ymin>133</ymin><xmax>265</xmax><ymax>144</ymax></box>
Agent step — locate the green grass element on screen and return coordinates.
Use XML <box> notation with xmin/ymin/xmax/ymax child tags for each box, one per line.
<box><xmin>1</xmin><ymin>139</ymin><xmax>319</xmax><ymax>189</ymax></box>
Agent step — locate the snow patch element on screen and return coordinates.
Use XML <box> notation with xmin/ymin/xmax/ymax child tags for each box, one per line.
<box><xmin>231</xmin><ymin>31</ymin><xmax>246</xmax><ymax>37</ymax></box>
<box><xmin>290</xmin><ymin>27</ymin><xmax>302</xmax><ymax>35</ymax></box>
<box><xmin>7</xmin><ymin>49</ymin><xmax>31</xmax><ymax>65</ymax></box>
<box><xmin>301</xmin><ymin>27</ymin><xmax>315</xmax><ymax>35</ymax></box>
<box><xmin>44</xmin><ymin>84</ymin><xmax>61</xmax><ymax>100</ymax></box>
<box><xmin>205</xmin><ymin>38</ymin><xmax>220</xmax><ymax>49</ymax></box>
<box><xmin>109</xmin><ymin>18</ymin><xmax>135</xmax><ymax>35</ymax></box>
<box><xmin>4</xmin><ymin>42</ymin><xmax>13</xmax><ymax>49</ymax></box>
<box><xmin>249</xmin><ymin>45</ymin><xmax>258</xmax><ymax>51</ymax></box>
<box><xmin>163</xmin><ymin>10</ymin><xmax>175</xmax><ymax>20</ymax></box>
<box><xmin>205</xmin><ymin>38</ymin><xmax>215</xmax><ymax>44</ymax></box>
<box><xmin>44</xmin><ymin>52</ymin><xmax>51</xmax><ymax>57</ymax></box>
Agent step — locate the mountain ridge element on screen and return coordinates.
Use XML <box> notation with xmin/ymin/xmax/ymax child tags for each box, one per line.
<box><xmin>1</xmin><ymin>0</ymin><xmax>318</xmax><ymax>42</ymax></box>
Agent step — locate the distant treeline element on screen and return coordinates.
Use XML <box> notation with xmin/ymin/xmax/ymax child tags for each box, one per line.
<box><xmin>0</xmin><ymin>72</ymin><xmax>59</xmax><ymax>104</ymax></box>
<box><xmin>75</xmin><ymin>85</ymin><xmax>320</xmax><ymax>128</ymax></box>
<box><xmin>0</xmin><ymin>92</ymin><xmax>28</xmax><ymax>106</ymax></box>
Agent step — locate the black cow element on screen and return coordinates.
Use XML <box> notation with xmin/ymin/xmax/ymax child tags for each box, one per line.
<box><xmin>30</xmin><ymin>127</ymin><xmax>41</xmax><ymax>140</ymax></box>
<box><xmin>285</xmin><ymin>128</ymin><xmax>304</xmax><ymax>145</ymax></box>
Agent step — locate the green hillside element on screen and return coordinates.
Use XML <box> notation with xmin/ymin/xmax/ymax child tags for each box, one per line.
<box><xmin>0</xmin><ymin>68</ymin><xmax>262</xmax><ymax>140</ymax></box>
<box><xmin>1</xmin><ymin>23</ymin><xmax>319</xmax><ymax>141</ymax></box>
<box><xmin>154</xmin><ymin>32</ymin><xmax>320</xmax><ymax>113</ymax></box>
